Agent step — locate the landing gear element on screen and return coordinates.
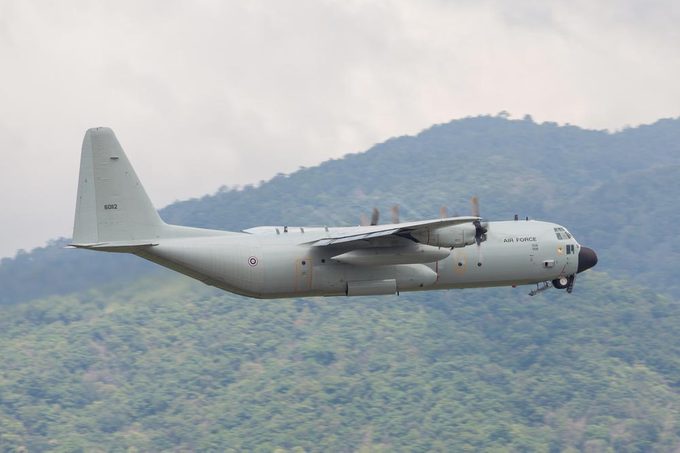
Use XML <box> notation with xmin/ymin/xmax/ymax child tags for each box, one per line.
<box><xmin>552</xmin><ymin>275</ymin><xmax>575</xmax><ymax>293</ymax></box>
<box><xmin>530</xmin><ymin>275</ymin><xmax>576</xmax><ymax>296</ymax></box>
<box><xmin>529</xmin><ymin>281</ymin><xmax>552</xmax><ymax>296</ymax></box>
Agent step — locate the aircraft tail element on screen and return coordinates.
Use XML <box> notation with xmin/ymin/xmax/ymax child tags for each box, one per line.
<box><xmin>72</xmin><ymin>127</ymin><xmax>165</xmax><ymax>245</ymax></box>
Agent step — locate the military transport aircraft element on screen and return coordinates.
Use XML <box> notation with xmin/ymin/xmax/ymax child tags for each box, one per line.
<box><xmin>70</xmin><ymin>128</ymin><xmax>597</xmax><ymax>298</ymax></box>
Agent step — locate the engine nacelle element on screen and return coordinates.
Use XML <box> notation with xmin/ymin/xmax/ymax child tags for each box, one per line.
<box><xmin>411</xmin><ymin>223</ymin><xmax>478</xmax><ymax>248</ymax></box>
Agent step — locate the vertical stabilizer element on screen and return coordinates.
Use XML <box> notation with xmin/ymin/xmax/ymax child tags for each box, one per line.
<box><xmin>72</xmin><ymin>127</ymin><xmax>164</xmax><ymax>244</ymax></box>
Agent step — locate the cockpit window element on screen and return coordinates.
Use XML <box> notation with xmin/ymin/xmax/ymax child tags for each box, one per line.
<box><xmin>554</xmin><ymin>227</ymin><xmax>572</xmax><ymax>240</ymax></box>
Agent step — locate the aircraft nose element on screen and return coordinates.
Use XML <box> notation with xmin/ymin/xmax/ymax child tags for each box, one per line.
<box><xmin>577</xmin><ymin>246</ymin><xmax>598</xmax><ymax>273</ymax></box>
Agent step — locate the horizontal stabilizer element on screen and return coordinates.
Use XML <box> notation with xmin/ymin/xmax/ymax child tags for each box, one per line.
<box><xmin>68</xmin><ymin>240</ymin><xmax>159</xmax><ymax>250</ymax></box>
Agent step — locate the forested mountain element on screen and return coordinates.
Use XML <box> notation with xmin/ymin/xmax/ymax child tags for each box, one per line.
<box><xmin>2</xmin><ymin>273</ymin><xmax>679</xmax><ymax>451</ymax></box>
<box><xmin>2</xmin><ymin>115</ymin><xmax>680</xmax><ymax>303</ymax></box>
<box><xmin>1</xmin><ymin>115</ymin><xmax>680</xmax><ymax>451</ymax></box>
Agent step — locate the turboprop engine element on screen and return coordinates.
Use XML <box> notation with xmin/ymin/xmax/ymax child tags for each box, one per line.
<box><xmin>410</xmin><ymin>223</ymin><xmax>479</xmax><ymax>248</ymax></box>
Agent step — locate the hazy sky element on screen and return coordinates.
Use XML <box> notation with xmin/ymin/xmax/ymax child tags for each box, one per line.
<box><xmin>1</xmin><ymin>0</ymin><xmax>679</xmax><ymax>258</ymax></box>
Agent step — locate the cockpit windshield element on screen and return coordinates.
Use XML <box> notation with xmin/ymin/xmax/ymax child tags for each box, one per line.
<box><xmin>554</xmin><ymin>227</ymin><xmax>572</xmax><ymax>240</ymax></box>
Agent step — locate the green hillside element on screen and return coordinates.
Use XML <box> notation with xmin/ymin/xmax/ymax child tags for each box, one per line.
<box><xmin>2</xmin><ymin>115</ymin><xmax>680</xmax><ymax>304</ymax></box>
<box><xmin>559</xmin><ymin>164</ymin><xmax>680</xmax><ymax>294</ymax></box>
<box><xmin>2</xmin><ymin>273</ymin><xmax>679</xmax><ymax>451</ymax></box>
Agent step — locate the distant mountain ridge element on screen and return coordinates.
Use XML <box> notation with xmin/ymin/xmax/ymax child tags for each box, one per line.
<box><xmin>2</xmin><ymin>115</ymin><xmax>680</xmax><ymax>304</ymax></box>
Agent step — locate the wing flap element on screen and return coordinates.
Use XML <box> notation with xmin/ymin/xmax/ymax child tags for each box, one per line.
<box><xmin>313</xmin><ymin>228</ymin><xmax>401</xmax><ymax>246</ymax></box>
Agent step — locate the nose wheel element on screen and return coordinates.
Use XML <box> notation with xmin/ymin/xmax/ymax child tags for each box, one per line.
<box><xmin>552</xmin><ymin>275</ymin><xmax>575</xmax><ymax>293</ymax></box>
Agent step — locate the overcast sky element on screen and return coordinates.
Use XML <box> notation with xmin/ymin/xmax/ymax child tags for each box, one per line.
<box><xmin>1</xmin><ymin>0</ymin><xmax>679</xmax><ymax>259</ymax></box>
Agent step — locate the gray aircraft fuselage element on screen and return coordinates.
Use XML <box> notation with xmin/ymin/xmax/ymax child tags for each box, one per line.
<box><xmin>133</xmin><ymin>221</ymin><xmax>582</xmax><ymax>298</ymax></box>
<box><xmin>71</xmin><ymin>128</ymin><xmax>598</xmax><ymax>298</ymax></box>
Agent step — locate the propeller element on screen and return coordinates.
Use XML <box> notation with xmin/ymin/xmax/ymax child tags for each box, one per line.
<box><xmin>370</xmin><ymin>207</ymin><xmax>380</xmax><ymax>226</ymax></box>
<box><xmin>470</xmin><ymin>196</ymin><xmax>489</xmax><ymax>265</ymax></box>
<box><xmin>360</xmin><ymin>213</ymin><xmax>369</xmax><ymax>226</ymax></box>
<box><xmin>359</xmin><ymin>208</ymin><xmax>380</xmax><ymax>226</ymax></box>
<box><xmin>473</xmin><ymin>220</ymin><xmax>488</xmax><ymax>246</ymax></box>
<box><xmin>470</xmin><ymin>196</ymin><xmax>480</xmax><ymax>218</ymax></box>
<box><xmin>470</xmin><ymin>196</ymin><xmax>488</xmax><ymax>245</ymax></box>
<box><xmin>391</xmin><ymin>204</ymin><xmax>400</xmax><ymax>224</ymax></box>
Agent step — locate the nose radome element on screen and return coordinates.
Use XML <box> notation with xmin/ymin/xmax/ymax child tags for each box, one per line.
<box><xmin>577</xmin><ymin>246</ymin><xmax>598</xmax><ymax>273</ymax></box>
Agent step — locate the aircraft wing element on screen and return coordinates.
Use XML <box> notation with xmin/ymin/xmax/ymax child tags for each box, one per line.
<box><xmin>309</xmin><ymin>216</ymin><xmax>479</xmax><ymax>247</ymax></box>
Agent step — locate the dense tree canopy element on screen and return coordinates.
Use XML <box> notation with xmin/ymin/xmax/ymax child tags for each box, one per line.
<box><xmin>1</xmin><ymin>273</ymin><xmax>679</xmax><ymax>451</ymax></box>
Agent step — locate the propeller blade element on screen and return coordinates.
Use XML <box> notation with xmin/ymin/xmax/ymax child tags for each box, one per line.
<box><xmin>360</xmin><ymin>213</ymin><xmax>369</xmax><ymax>227</ymax></box>
<box><xmin>473</xmin><ymin>219</ymin><xmax>487</xmax><ymax>246</ymax></box>
<box><xmin>470</xmin><ymin>196</ymin><xmax>480</xmax><ymax>218</ymax></box>
<box><xmin>470</xmin><ymin>195</ymin><xmax>487</xmax><ymax>246</ymax></box>
<box><xmin>370</xmin><ymin>207</ymin><xmax>380</xmax><ymax>226</ymax></box>
<box><xmin>391</xmin><ymin>204</ymin><xmax>400</xmax><ymax>224</ymax></box>
<box><xmin>439</xmin><ymin>206</ymin><xmax>448</xmax><ymax>219</ymax></box>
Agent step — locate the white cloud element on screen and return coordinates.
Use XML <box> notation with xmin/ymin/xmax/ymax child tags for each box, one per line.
<box><xmin>0</xmin><ymin>0</ymin><xmax>679</xmax><ymax>258</ymax></box>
